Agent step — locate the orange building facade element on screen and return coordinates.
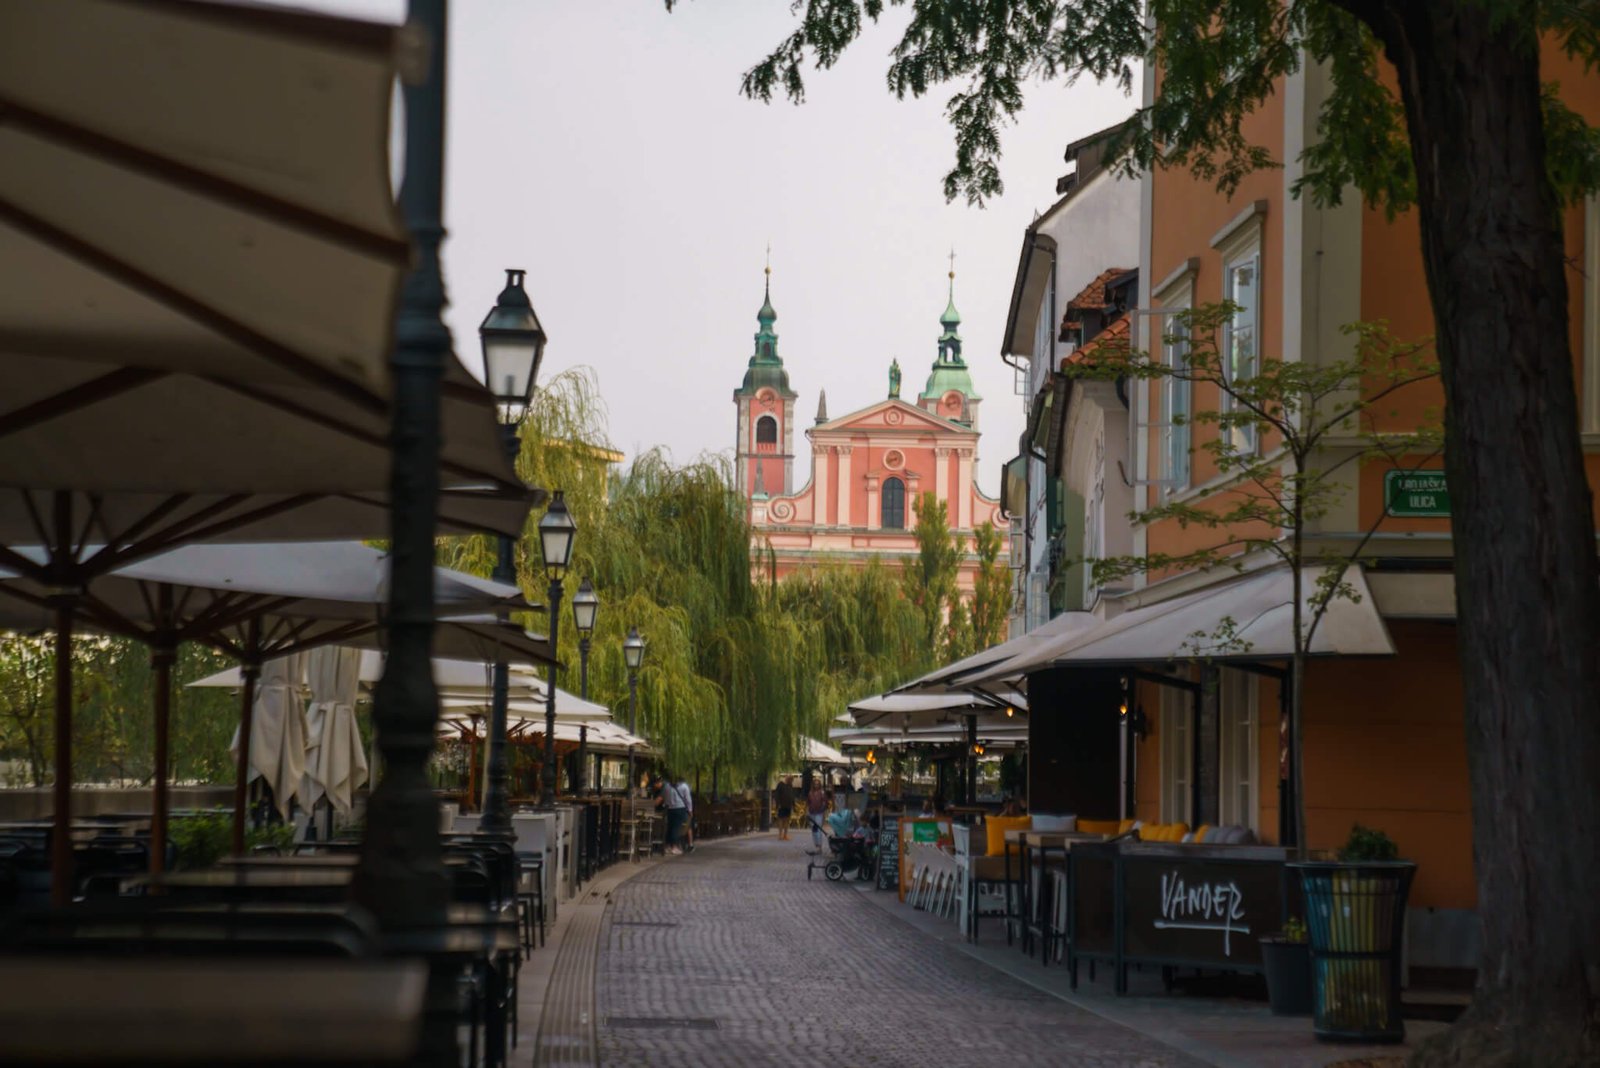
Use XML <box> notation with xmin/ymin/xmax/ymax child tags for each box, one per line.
<box><xmin>734</xmin><ymin>273</ymin><xmax>1005</xmax><ymax>587</ymax></box>
<box><xmin>1124</xmin><ymin>50</ymin><xmax>1600</xmax><ymax>922</ymax></box>
<box><xmin>996</xmin><ymin>44</ymin><xmax>1600</xmax><ymax>973</ymax></box>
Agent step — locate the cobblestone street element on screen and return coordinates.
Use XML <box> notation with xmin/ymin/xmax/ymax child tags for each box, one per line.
<box><xmin>594</xmin><ymin>835</ymin><xmax>1203</xmax><ymax>1068</ymax></box>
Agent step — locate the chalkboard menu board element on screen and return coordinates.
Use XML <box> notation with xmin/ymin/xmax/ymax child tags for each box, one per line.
<box><xmin>877</xmin><ymin>816</ymin><xmax>900</xmax><ymax>890</ymax></box>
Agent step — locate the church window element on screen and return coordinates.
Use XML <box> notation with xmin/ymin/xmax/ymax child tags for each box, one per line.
<box><xmin>881</xmin><ymin>477</ymin><xmax>906</xmax><ymax>529</ymax></box>
<box><xmin>755</xmin><ymin>415</ymin><xmax>777</xmax><ymax>446</ymax></box>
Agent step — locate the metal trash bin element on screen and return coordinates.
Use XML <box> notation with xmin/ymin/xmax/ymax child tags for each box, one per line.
<box><xmin>1289</xmin><ymin>861</ymin><xmax>1416</xmax><ymax>1043</ymax></box>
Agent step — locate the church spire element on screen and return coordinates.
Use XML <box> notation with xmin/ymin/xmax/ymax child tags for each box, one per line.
<box><xmin>736</xmin><ymin>253</ymin><xmax>795</xmax><ymax>398</ymax></box>
<box><xmin>938</xmin><ymin>247</ymin><xmax>963</xmax><ymax>363</ymax></box>
<box><xmin>815</xmin><ymin>389</ymin><xmax>828</xmax><ymax>425</ymax></box>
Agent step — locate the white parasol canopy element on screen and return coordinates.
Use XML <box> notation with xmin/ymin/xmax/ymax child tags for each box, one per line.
<box><xmin>302</xmin><ymin>646</ymin><xmax>368</xmax><ymax>815</ymax></box>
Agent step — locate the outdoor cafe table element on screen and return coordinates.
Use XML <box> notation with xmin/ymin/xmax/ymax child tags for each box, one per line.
<box><xmin>0</xmin><ymin>956</ymin><xmax>425</xmax><ymax>1065</ymax></box>
<box><xmin>141</xmin><ymin>866</ymin><xmax>354</xmax><ymax>903</ymax></box>
<box><xmin>218</xmin><ymin>854</ymin><xmax>360</xmax><ymax>869</ymax></box>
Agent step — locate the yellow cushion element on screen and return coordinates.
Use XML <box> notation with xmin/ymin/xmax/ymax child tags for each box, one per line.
<box><xmin>1118</xmin><ymin>819</ymin><xmax>1136</xmax><ymax>835</ymax></box>
<box><xmin>984</xmin><ymin>815</ymin><xmax>1032</xmax><ymax>856</ymax></box>
<box><xmin>1077</xmin><ymin>818</ymin><xmax>1122</xmax><ymax>835</ymax></box>
<box><xmin>1193</xmin><ymin>824</ymin><xmax>1212</xmax><ymax>843</ymax></box>
<box><xmin>1140</xmin><ymin>822</ymin><xmax>1189</xmax><ymax>842</ymax></box>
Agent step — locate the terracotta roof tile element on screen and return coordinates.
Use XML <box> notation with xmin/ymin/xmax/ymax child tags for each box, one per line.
<box><xmin>1066</xmin><ymin>267</ymin><xmax>1135</xmax><ymax>315</ymax></box>
<box><xmin>1065</xmin><ymin>313</ymin><xmax>1130</xmax><ymax>365</ymax></box>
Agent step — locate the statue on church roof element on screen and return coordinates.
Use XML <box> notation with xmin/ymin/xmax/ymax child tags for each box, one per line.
<box><xmin>888</xmin><ymin>359</ymin><xmax>901</xmax><ymax>399</ymax></box>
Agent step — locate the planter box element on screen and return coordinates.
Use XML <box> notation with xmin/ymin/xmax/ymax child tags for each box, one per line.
<box><xmin>1260</xmin><ymin>937</ymin><xmax>1312</xmax><ymax>1016</ymax></box>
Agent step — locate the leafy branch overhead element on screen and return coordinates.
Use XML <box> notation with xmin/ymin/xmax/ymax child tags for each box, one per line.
<box><xmin>667</xmin><ymin>0</ymin><xmax>1600</xmax><ymax>207</ymax></box>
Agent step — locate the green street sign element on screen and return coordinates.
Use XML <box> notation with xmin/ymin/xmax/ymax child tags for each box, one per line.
<box><xmin>910</xmin><ymin>820</ymin><xmax>941</xmax><ymax>843</ymax></box>
<box><xmin>1385</xmin><ymin>470</ymin><xmax>1450</xmax><ymax>518</ymax></box>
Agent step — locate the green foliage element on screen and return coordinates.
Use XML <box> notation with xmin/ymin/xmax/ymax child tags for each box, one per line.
<box><xmin>680</xmin><ymin>0</ymin><xmax>1600</xmax><ymax>210</ymax></box>
<box><xmin>903</xmin><ymin>491</ymin><xmax>961</xmax><ymax>654</ymax></box>
<box><xmin>970</xmin><ymin>521</ymin><xmax>1011</xmax><ymax>652</ymax></box>
<box><xmin>0</xmin><ymin>633</ymin><xmax>244</xmax><ymax>788</ymax></box>
<box><xmin>1338</xmin><ymin>822</ymin><xmax>1400</xmax><ymax>862</ymax></box>
<box><xmin>1281</xmin><ymin>915</ymin><xmax>1309</xmax><ymax>943</ymax></box>
<box><xmin>169</xmin><ymin>811</ymin><xmax>293</xmax><ymax>870</ymax></box>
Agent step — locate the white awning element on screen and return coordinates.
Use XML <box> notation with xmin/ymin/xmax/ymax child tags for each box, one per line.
<box><xmin>800</xmin><ymin>737</ymin><xmax>850</xmax><ymax>764</ymax></box>
<box><xmin>891</xmin><ymin>610</ymin><xmax>1100</xmax><ymax>695</ymax></box>
<box><xmin>965</xmin><ymin>565</ymin><xmax>1396</xmax><ymax>685</ymax></box>
<box><xmin>846</xmin><ymin>690</ymin><xmax>1026</xmax><ymax>729</ymax></box>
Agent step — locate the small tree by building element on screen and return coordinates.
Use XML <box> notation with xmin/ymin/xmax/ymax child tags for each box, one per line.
<box><xmin>1068</xmin><ymin>304</ymin><xmax>1438</xmax><ymax>850</ymax></box>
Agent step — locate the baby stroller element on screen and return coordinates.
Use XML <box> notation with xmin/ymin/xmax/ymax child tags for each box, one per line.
<box><xmin>807</xmin><ymin>812</ymin><xmax>876</xmax><ymax>882</ymax></box>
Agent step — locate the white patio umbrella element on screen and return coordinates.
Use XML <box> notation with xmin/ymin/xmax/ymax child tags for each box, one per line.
<box><xmin>303</xmin><ymin>646</ymin><xmax>368</xmax><ymax>816</ymax></box>
<box><xmin>0</xmin><ymin>0</ymin><xmax>536</xmax><ymax>901</ymax></box>
<box><xmin>0</xmin><ymin>543</ymin><xmax>545</xmax><ymax>868</ymax></box>
<box><xmin>230</xmin><ymin>653</ymin><xmax>309</xmax><ymax>819</ymax></box>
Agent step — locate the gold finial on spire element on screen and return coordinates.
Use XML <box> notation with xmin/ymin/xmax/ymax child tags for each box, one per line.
<box><xmin>948</xmin><ymin>246</ymin><xmax>956</xmax><ymax>282</ymax></box>
<box><xmin>765</xmin><ymin>241</ymin><xmax>772</xmax><ymax>278</ymax></box>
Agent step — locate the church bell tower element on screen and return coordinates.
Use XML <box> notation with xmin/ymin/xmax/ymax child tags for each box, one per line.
<box><xmin>733</xmin><ymin>263</ymin><xmax>797</xmax><ymax>502</ymax></box>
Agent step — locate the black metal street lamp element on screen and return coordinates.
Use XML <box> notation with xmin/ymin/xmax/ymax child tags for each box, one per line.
<box><xmin>538</xmin><ymin>491</ymin><xmax>576</xmax><ymax>805</ymax></box>
<box><xmin>571</xmin><ymin>577</ymin><xmax>598</xmax><ymax>792</ymax></box>
<box><xmin>623</xmin><ymin>626</ymin><xmax>645</xmax><ymax>798</ymax></box>
<box><xmin>476</xmin><ymin>269</ymin><xmax>545</xmax><ymax>837</ymax></box>
<box><xmin>353</xmin><ymin>0</ymin><xmax>457</xmax><ymax>1061</ymax></box>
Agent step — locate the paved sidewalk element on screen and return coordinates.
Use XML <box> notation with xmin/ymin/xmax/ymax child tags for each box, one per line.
<box><xmin>855</xmin><ymin>862</ymin><xmax>1448</xmax><ymax>1068</ymax></box>
<box><xmin>594</xmin><ymin>834</ymin><xmax>1204</xmax><ymax>1068</ymax></box>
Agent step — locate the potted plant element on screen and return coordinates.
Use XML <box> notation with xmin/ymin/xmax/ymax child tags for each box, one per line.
<box><xmin>1290</xmin><ymin>825</ymin><xmax>1417</xmax><ymax>1043</ymax></box>
<box><xmin>1260</xmin><ymin>916</ymin><xmax>1312</xmax><ymax>1015</ymax></box>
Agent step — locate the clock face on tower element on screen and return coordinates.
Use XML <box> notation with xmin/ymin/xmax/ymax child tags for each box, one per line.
<box><xmin>756</xmin><ymin>387</ymin><xmax>777</xmax><ymax>407</ymax></box>
<box><xmin>942</xmin><ymin>391</ymin><xmax>964</xmax><ymax>416</ymax></box>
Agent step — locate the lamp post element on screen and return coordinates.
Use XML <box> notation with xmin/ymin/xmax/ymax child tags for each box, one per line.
<box><xmin>623</xmin><ymin>626</ymin><xmax>645</xmax><ymax>799</ymax></box>
<box><xmin>571</xmin><ymin>578</ymin><xmax>598</xmax><ymax>793</ymax></box>
<box><xmin>353</xmin><ymin>0</ymin><xmax>456</xmax><ymax>1061</ymax></box>
<box><xmin>538</xmin><ymin>492</ymin><xmax>576</xmax><ymax>806</ymax></box>
<box><xmin>476</xmin><ymin>269</ymin><xmax>545</xmax><ymax>837</ymax></box>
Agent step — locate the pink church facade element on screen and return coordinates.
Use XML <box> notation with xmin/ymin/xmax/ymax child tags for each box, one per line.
<box><xmin>733</xmin><ymin>272</ymin><xmax>1006</xmax><ymax>590</ymax></box>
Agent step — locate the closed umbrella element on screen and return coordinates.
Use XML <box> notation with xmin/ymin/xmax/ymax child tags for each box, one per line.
<box><xmin>303</xmin><ymin>646</ymin><xmax>367</xmax><ymax>816</ymax></box>
<box><xmin>230</xmin><ymin>652</ymin><xmax>308</xmax><ymax>820</ymax></box>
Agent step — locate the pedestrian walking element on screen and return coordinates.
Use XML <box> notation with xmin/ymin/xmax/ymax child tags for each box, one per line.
<box><xmin>772</xmin><ymin>775</ymin><xmax>795</xmax><ymax>841</ymax></box>
<box><xmin>675</xmin><ymin>774</ymin><xmax>695</xmax><ymax>853</ymax></box>
<box><xmin>805</xmin><ymin>779</ymin><xmax>828</xmax><ymax>853</ymax></box>
<box><xmin>663</xmin><ymin>772</ymin><xmax>689</xmax><ymax>855</ymax></box>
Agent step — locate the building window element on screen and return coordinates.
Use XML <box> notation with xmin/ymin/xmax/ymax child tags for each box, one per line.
<box><xmin>881</xmin><ymin>477</ymin><xmax>906</xmax><ymax>529</ymax></box>
<box><xmin>1222</xmin><ymin>249</ymin><xmax>1261</xmax><ymax>454</ymax></box>
<box><xmin>1218</xmin><ymin>669</ymin><xmax>1257</xmax><ymax>831</ymax></box>
<box><xmin>1160</xmin><ymin>299</ymin><xmax>1192</xmax><ymax>494</ymax></box>
<box><xmin>755</xmin><ymin>415</ymin><xmax>777</xmax><ymax>445</ymax></box>
<box><xmin>1160</xmin><ymin>685</ymin><xmax>1192</xmax><ymax>824</ymax></box>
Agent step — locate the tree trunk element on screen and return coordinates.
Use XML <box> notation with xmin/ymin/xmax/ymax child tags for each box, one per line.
<box><xmin>1361</xmin><ymin>4</ymin><xmax>1600</xmax><ymax>1062</ymax></box>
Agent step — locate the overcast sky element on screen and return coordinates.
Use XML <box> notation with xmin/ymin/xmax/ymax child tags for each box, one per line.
<box><xmin>290</xmin><ymin>1</ymin><xmax>1135</xmax><ymax>495</ymax></box>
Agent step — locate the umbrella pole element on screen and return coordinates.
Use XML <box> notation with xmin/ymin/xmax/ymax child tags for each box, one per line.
<box><xmin>49</xmin><ymin>592</ymin><xmax>75</xmax><ymax>908</ymax></box>
<box><xmin>150</xmin><ymin>637</ymin><xmax>175</xmax><ymax>877</ymax></box>
<box><xmin>232</xmin><ymin>659</ymin><xmax>261</xmax><ymax>855</ymax></box>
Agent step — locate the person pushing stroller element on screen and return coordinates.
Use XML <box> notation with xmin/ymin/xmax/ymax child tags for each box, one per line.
<box><xmin>805</xmin><ymin>779</ymin><xmax>828</xmax><ymax>853</ymax></box>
